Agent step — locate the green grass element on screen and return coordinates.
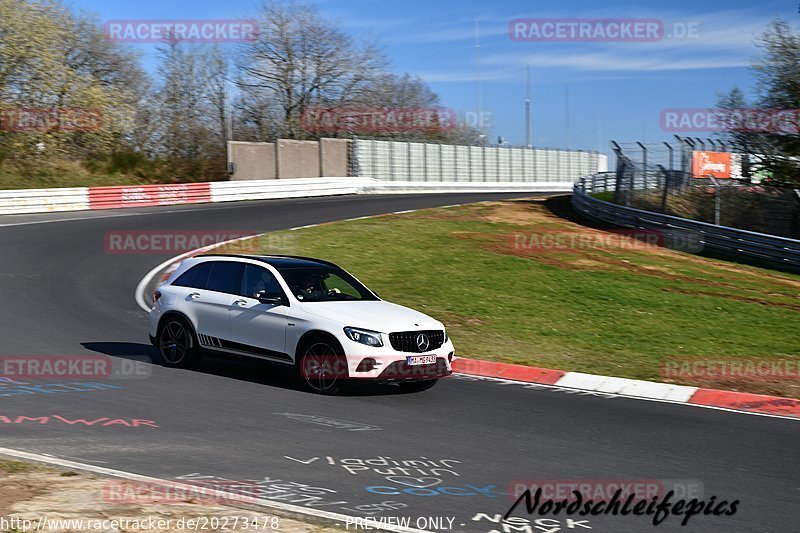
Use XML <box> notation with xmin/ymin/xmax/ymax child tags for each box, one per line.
<box><xmin>0</xmin><ymin>460</ymin><xmax>35</xmax><ymax>474</ymax></box>
<box><xmin>230</xmin><ymin>197</ymin><xmax>800</xmax><ymax>398</ymax></box>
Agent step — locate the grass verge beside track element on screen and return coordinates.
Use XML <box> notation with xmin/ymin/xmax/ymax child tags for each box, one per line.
<box><xmin>223</xmin><ymin>196</ymin><xmax>800</xmax><ymax>399</ymax></box>
<box><xmin>0</xmin><ymin>459</ymin><xmax>334</xmax><ymax>533</ymax></box>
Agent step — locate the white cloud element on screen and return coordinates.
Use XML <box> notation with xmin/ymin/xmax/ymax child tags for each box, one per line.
<box><xmin>385</xmin><ymin>8</ymin><xmax>773</xmax><ymax>76</ymax></box>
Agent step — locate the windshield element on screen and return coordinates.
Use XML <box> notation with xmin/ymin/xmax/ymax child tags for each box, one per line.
<box><xmin>277</xmin><ymin>266</ymin><xmax>378</xmax><ymax>302</ymax></box>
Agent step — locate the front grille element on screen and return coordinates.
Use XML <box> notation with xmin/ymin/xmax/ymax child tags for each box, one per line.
<box><xmin>388</xmin><ymin>330</ymin><xmax>445</xmax><ymax>353</ymax></box>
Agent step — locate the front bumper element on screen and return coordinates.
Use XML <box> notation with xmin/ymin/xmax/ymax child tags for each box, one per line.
<box><xmin>339</xmin><ymin>337</ymin><xmax>455</xmax><ymax>381</ymax></box>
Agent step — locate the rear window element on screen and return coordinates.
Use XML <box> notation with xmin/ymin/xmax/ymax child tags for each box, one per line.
<box><xmin>206</xmin><ymin>261</ymin><xmax>245</xmax><ymax>294</ymax></box>
<box><xmin>172</xmin><ymin>262</ymin><xmax>212</xmax><ymax>289</ymax></box>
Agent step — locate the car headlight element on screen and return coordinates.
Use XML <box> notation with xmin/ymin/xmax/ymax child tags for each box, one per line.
<box><xmin>344</xmin><ymin>327</ymin><xmax>384</xmax><ymax>347</ymax></box>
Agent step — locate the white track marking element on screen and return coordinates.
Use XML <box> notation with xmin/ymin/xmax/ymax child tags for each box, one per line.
<box><xmin>0</xmin><ymin>447</ymin><xmax>430</xmax><ymax>533</ymax></box>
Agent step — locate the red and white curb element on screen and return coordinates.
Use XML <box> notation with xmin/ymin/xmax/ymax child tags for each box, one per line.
<box><xmin>453</xmin><ymin>358</ymin><xmax>800</xmax><ymax>420</ymax></box>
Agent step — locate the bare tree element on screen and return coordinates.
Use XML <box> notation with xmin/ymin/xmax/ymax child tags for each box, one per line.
<box><xmin>717</xmin><ymin>19</ymin><xmax>800</xmax><ymax>186</ymax></box>
<box><xmin>236</xmin><ymin>0</ymin><xmax>385</xmax><ymax>139</ymax></box>
<box><xmin>153</xmin><ymin>37</ymin><xmax>228</xmax><ymax>178</ymax></box>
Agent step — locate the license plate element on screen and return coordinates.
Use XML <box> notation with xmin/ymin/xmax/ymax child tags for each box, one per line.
<box><xmin>407</xmin><ymin>355</ymin><xmax>437</xmax><ymax>366</ymax></box>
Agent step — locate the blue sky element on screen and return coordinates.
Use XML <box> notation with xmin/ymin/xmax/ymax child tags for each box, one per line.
<box><xmin>77</xmin><ymin>0</ymin><xmax>796</xmax><ymax>155</ymax></box>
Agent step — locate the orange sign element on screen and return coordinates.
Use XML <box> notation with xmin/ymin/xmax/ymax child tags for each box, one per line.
<box><xmin>691</xmin><ymin>151</ymin><xmax>731</xmax><ymax>179</ymax></box>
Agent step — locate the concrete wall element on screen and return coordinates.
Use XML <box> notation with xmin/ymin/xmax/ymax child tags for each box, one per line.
<box><xmin>230</xmin><ymin>138</ymin><xmax>350</xmax><ymax>181</ymax></box>
<box><xmin>276</xmin><ymin>140</ymin><xmax>320</xmax><ymax>179</ymax></box>
<box><xmin>230</xmin><ymin>142</ymin><xmax>276</xmax><ymax>180</ymax></box>
<box><xmin>320</xmin><ymin>138</ymin><xmax>350</xmax><ymax>177</ymax></box>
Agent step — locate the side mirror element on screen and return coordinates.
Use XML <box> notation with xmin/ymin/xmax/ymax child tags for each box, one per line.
<box><xmin>255</xmin><ymin>291</ymin><xmax>286</xmax><ymax>306</ymax></box>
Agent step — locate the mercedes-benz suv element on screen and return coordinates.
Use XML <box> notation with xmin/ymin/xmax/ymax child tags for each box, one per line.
<box><xmin>149</xmin><ymin>255</ymin><xmax>454</xmax><ymax>393</ymax></box>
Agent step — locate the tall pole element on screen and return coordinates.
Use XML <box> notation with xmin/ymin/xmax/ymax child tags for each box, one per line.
<box><xmin>564</xmin><ymin>83</ymin><xmax>571</xmax><ymax>149</ymax></box>
<box><xmin>525</xmin><ymin>66</ymin><xmax>532</xmax><ymax>148</ymax></box>
<box><xmin>225</xmin><ymin>80</ymin><xmax>234</xmax><ymax>175</ymax></box>
<box><xmin>475</xmin><ymin>18</ymin><xmax>483</xmax><ymax>144</ymax></box>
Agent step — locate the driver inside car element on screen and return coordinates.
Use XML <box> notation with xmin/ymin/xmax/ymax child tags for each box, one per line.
<box><xmin>294</xmin><ymin>275</ymin><xmax>340</xmax><ymax>301</ymax></box>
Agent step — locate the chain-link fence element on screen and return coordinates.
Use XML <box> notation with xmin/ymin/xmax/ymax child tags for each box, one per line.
<box><xmin>607</xmin><ymin>141</ymin><xmax>800</xmax><ymax>238</ymax></box>
<box><xmin>351</xmin><ymin>138</ymin><xmax>607</xmax><ymax>183</ymax></box>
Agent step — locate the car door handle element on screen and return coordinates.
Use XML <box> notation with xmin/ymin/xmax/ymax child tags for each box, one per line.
<box><xmin>233</xmin><ymin>299</ymin><xmax>247</xmax><ymax>307</ymax></box>
<box><xmin>189</xmin><ymin>293</ymin><xmax>201</xmax><ymax>300</ymax></box>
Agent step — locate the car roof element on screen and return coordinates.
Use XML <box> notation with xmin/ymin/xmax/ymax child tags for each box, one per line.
<box><xmin>199</xmin><ymin>254</ymin><xmax>337</xmax><ymax>269</ymax></box>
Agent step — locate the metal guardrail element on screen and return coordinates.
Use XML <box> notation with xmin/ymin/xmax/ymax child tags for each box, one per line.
<box><xmin>572</xmin><ymin>173</ymin><xmax>800</xmax><ymax>270</ymax></box>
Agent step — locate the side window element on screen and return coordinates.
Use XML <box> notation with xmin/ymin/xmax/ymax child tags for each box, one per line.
<box><xmin>240</xmin><ymin>265</ymin><xmax>282</xmax><ymax>298</ymax></box>
<box><xmin>206</xmin><ymin>262</ymin><xmax>245</xmax><ymax>295</ymax></box>
<box><xmin>172</xmin><ymin>262</ymin><xmax>212</xmax><ymax>289</ymax></box>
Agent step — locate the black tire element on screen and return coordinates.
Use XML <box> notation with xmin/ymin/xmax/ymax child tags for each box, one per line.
<box><xmin>297</xmin><ymin>336</ymin><xmax>348</xmax><ymax>395</ymax></box>
<box><xmin>157</xmin><ymin>316</ymin><xmax>200</xmax><ymax>369</ymax></box>
<box><xmin>399</xmin><ymin>379</ymin><xmax>439</xmax><ymax>393</ymax></box>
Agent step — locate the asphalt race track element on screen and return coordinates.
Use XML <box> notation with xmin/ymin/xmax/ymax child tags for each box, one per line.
<box><xmin>0</xmin><ymin>193</ymin><xmax>798</xmax><ymax>533</ymax></box>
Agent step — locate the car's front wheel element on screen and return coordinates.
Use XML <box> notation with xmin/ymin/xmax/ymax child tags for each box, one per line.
<box><xmin>399</xmin><ymin>379</ymin><xmax>439</xmax><ymax>393</ymax></box>
<box><xmin>157</xmin><ymin>316</ymin><xmax>200</xmax><ymax>369</ymax></box>
<box><xmin>298</xmin><ymin>336</ymin><xmax>347</xmax><ymax>395</ymax></box>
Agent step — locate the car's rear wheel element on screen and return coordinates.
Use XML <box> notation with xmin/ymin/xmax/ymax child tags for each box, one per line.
<box><xmin>157</xmin><ymin>316</ymin><xmax>199</xmax><ymax>369</ymax></box>
<box><xmin>298</xmin><ymin>337</ymin><xmax>347</xmax><ymax>395</ymax></box>
<box><xmin>399</xmin><ymin>379</ymin><xmax>439</xmax><ymax>393</ymax></box>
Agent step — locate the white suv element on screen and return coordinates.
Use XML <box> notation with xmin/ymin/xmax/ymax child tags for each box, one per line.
<box><xmin>149</xmin><ymin>255</ymin><xmax>454</xmax><ymax>393</ymax></box>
